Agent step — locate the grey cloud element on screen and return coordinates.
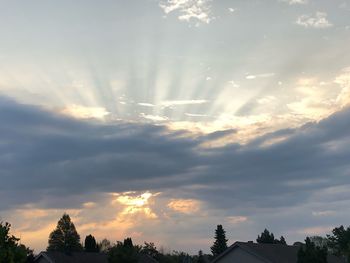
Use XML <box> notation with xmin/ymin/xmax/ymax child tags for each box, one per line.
<box><xmin>1</xmin><ymin>96</ymin><xmax>350</xmax><ymax>228</ymax></box>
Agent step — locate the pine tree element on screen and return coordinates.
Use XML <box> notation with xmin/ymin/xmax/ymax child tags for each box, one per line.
<box><xmin>257</xmin><ymin>229</ymin><xmax>275</xmax><ymax>244</ymax></box>
<box><xmin>84</xmin><ymin>234</ymin><xmax>98</xmax><ymax>252</ymax></box>
<box><xmin>47</xmin><ymin>213</ymin><xmax>82</xmax><ymax>253</ymax></box>
<box><xmin>211</xmin><ymin>225</ymin><xmax>228</xmax><ymax>257</ymax></box>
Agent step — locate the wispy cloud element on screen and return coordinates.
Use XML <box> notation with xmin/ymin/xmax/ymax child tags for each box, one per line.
<box><xmin>161</xmin><ymin>99</ymin><xmax>208</xmax><ymax>107</ymax></box>
<box><xmin>138</xmin><ymin>102</ymin><xmax>156</xmax><ymax>107</ymax></box>
<box><xmin>296</xmin><ymin>12</ymin><xmax>333</xmax><ymax>28</ymax></box>
<box><xmin>245</xmin><ymin>73</ymin><xmax>275</xmax><ymax>80</ymax></box>
<box><xmin>185</xmin><ymin>113</ymin><xmax>208</xmax><ymax>117</ymax></box>
<box><xmin>159</xmin><ymin>0</ymin><xmax>213</xmax><ymax>24</ymax></box>
<box><xmin>140</xmin><ymin>113</ymin><xmax>168</xmax><ymax>122</ymax></box>
<box><xmin>281</xmin><ymin>0</ymin><xmax>308</xmax><ymax>5</ymax></box>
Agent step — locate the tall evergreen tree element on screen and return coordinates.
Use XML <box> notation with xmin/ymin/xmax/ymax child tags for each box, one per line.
<box><xmin>84</xmin><ymin>234</ymin><xmax>98</xmax><ymax>252</ymax></box>
<box><xmin>47</xmin><ymin>213</ymin><xmax>82</xmax><ymax>253</ymax></box>
<box><xmin>257</xmin><ymin>229</ymin><xmax>275</xmax><ymax>244</ymax></box>
<box><xmin>211</xmin><ymin>225</ymin><xmax>228</xmax><ymax>257</ymax></box>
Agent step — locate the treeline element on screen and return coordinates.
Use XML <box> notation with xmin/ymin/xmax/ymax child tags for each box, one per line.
<box><xmin>2</xmin><ymin>213</ymin><xmax>350</xmax><ymax>263</ymax></box>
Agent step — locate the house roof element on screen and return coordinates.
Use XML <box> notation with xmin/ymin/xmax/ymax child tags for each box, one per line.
<box><xmin>211</xmin><ymin>242</ymin><xmax>346</xmax><ymax>263</ymax></box>
<box><xmin>35</xmin><ymin>251</ymin><xmax>108</xmax><ymax>263</ymax></box>
<box><xmin>34</xmin><ymin>251</ymin><xmax>159</xmax><ymax>263</ymax></box>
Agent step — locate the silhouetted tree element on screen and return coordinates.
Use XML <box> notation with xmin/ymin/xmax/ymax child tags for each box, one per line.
<box><xmin>257</xmin><ymin>229</ymin><xmax>275</xmax><ymax>244</ymax></box>
<box><xmin>256</xmin><ymin>229</ymin><xmax>287</xmax><ymax>245</ymax></box>
<box><xmin>108</xmin><ymin>238</ymin><xmax>140</xmax><ymax>263</ymax></box>
<box><xmin>141</xmin><ymin>242</ymin><xmax>160</xmax><ymax>260</ymax></box>
<box><xmin>297</xmin><ymin>237</ymin><xmax>327</xmax><ymax>263</ymax></box>
<box><xmin>309</xmin><ymin>236</ymin><xmax>329</xmax><ymax>250</ymax></box>
<box><xmin>278</xmin><ymin>236</ymin><xmax>287</xmax><ymax>245</ymax></box>
<box><xmin>211</xmin><ymin>225</ymin><xmax>228</xmax><ymax>257</ymax></box>
<box><xmin>197</xmin><ymin>250</ymin><xmax>206</xmax><ymax>263</ymax></box>
<box><xmin>47</xmin><ymin>213</ymin><xmax>82</xmax><ymax>253</ymax></box>
<box><xmin>0</xmin><ymin>222</ymin><xmax>31</xmax><ymax>263</ymax></box>
<box><xmin>84</xmin><ymin>234</ymin><xmax>99</xmax><ymax>252</ymax></box>
<box><xmin>327</xmin><ymin>225</ymin><xmax>350</xmax><ymax>261</ymax></box>
<box><xmin>99</xmin><ymin>238</ymin><xmax>112</xmax><ymax>252</ymax></box>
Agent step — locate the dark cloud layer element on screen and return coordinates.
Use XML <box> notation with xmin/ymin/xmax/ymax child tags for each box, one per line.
<box><xmin>1</xmin><ymin>96</ymin><xmax>350</xmax><ymax>220</ymax></box>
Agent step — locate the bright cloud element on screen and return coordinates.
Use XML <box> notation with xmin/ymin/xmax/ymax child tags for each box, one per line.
<box><xmin>61</xmin><ymin>105</ymin><xmax>109</xmax><ymax>119</ymax></box>
<box><xmin>159</xmin><ymin>0</ymin><xmax>213</xmax><ymax>24</ymax></box>
<box><xmin>140</xmin><ymin>113</ymin><xmax>169</xmax><ymax>121</ymax></box>
<box><xmin>161</xmin><ymin>99</ymin><xmax>208</xmax><ymax>107</ymax></box>
<box><xmin>296</xmin><ymin>12</ymin><xmax>333</xmax><ymax>28</ymax></box>
<box><xmin>245</xmin><ymin>73</ymin><xmax>275</xmax><ymax>80</ymax></box>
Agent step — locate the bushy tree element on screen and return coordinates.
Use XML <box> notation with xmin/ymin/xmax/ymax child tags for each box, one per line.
<box><xmin>108</xmin><ymin>238</ymin><xmax>140</xmax><ymax>263</ymax></box>
<box><xmin>99</xmin><ymin>238</ymin><xmax>112</xmax><ymax>252</ymax></box>
<box><xmin>276</xmin><ymin>236</ymin><xmax>287</xmax><ymax>245</ymax></box>
<box><xmin>327</xmin><ymin>225</ymin><xmax>350</xmax><ymax>260</ymax></box>
<box><xmin>297</xmin><ymin>237</ymin><xmax>327</xmax><ymax>263</ymax></box>
<box><xmin>211</xmin><ymin>225</ymin><xmax>228</xmax><ymax>257</ymax></box>
<box><xmin>47</xmin><ymin>213</ymin><xmax>82</xmax><ymax>253</ymax></box>
<box><xmin>257</xmin><ymin>229</ymin><xmax>275</xmax><ymax>244</ymax></box>
<box><xmin>84</xmin><ymin>234</ymin><xmax>99</xmax><ymax>252</ymax></box>
<box><xmin>141</xmin><ymin>242</ymin><xmax>160</xmax><ymax>260</ymax></box>
<box><xmin>309</xmin><ymin>236</ymin><xmax>329</xmax><ymax>250</ymax></box>
<box><xmin>256</xmin><ymin>229</ymin><xmax>287</xmax><ymax>245</ymax></box>
<box><xmin>0</xmin><ymin>222</ymin><xmax>31</xmax><ymax>263</ymax></box>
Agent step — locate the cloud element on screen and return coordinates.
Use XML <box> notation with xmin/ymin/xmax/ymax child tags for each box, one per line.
<box><xmin>159</xmin><ymin>0</ymin><xmax>213</xmax><ymax>24</ymax></box>
<box><xmin>161</xmin><ymin>99</ymin><xmax>208</xmax><ymax>107</ymax></box>
<box><xmin>2</xmin><ymin>96</ymin><xmax>350</xmax><ymax>252</ymax></box>
<box><xmin>138</xmin><ymin>103</ymin><xmax>156</xmax><ymax>107</ymax></box>
<box><xmin>296</xmin><ymin>12</ymin><xmax>333</xmax><ymax>28</ymax></box>
<box><xmin>61</xmin><ymin>105</ymin><xmax>109</xmax><ymax>119</ymax></box>
<box><xmin>245</xmin><ymin>73</ymin><xmax>275</xmax><ymax>80</ymax></box>
<box><xmin>226</xmin><ymin>216</ymin><xmax>248</xmax><ymax>224</ymax></box>
<box><xmin>280</xmin><ymin>0</ymin><xmax>308</xmax><ymax>4</ymax></box>
<box><xmin>167</xmin><ymin>199</ymin><xmax>201</xmax><ymax>214</ymax></box>
<box><xmin>140</xmin><ymin>113</ymin><xmax>169</xmax><ymax>121</ymax></box>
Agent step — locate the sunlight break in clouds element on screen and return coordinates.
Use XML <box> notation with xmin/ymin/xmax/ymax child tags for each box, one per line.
<box><xmin>159</xmin><ymin>0</ymin><xmax>213</xmax><ymax>24</ymax></box>
<box><xmin>296</xmin><ymin>12</ymin><xmax>333</xmax><ymax>28</ymax></box>
<box><xmin>61</xmin><ymin>105</ymin><xmax>109</xmax><ymax>119</ymax></box>
<box><xmin>113</xmin><ymin>192</ymin><xmax>158</xmax><ymax>219</ymax></box>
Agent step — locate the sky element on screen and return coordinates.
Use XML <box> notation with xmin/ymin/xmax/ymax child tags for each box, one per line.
<box><xmin>0</xmin><ymin>0</ymin><xmax>350</xmax><ymax>254</ymax></box>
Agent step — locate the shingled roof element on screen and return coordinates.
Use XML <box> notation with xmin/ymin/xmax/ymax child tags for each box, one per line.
<box><xmin>211</xmin><ymin>242</ymin><xmax>346</xmax><ymax>263</ymax></box>
<box><xmin>34</xmin><ymin>251</ymin><xmax>108</xmax><ymax>263</ymax></box>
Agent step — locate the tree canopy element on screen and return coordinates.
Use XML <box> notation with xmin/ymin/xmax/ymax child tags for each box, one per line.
<box><xmin>256</xmin><ymin>229</ymin><xmax>287</xmax><ymax>245</ymax></box>
<box><xmin>108</xmin><ymin>238</ymin><xmax>141</xmax><ymax>263</ymax></box>
<box><xmin>84</xmin><ymin>234</ymin><xmax>99</xmax><ymax>252</ymax></box>
<box><xmin>0</xmin><ymin>222</ymin><xmax>32</xmax><ymax>263</ymax></box>
<box><xmin>297</xmin><ymin>237</ymin><xmax>327</xmax><ymax>263</ymax></box>
<box><xmin>210</xmin><ymin>224</ymin><xmax>228</xmax><ymax>257</ymax></box>
<box><xmin>327</xmin><ymin>225</ymin><xmax>350</xmax><ymax>261</ymax></box>
<box><xmin>47</xmin><ymin>213</ymin><xmax>82</xmax><ymax>253</ymax></box>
